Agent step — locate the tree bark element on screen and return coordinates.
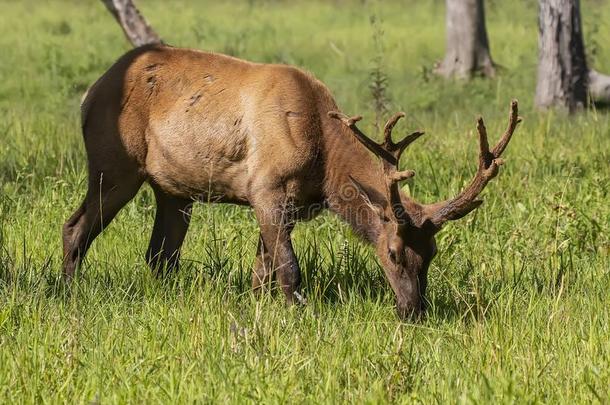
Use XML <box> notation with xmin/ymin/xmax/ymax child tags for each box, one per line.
<box><xmin>535</xmin><ymin>0</ymin><xmax>589</xmax><ymax>112</ymax></box>
<box><xmin>101</xmin><ymin>0</ymin><xmax>162</xmax><ymax>47</ymax></box>
<box><xmin>435</xmin><ymin>0</ymin><xmax>495</xmax><ymax>79</ymax></box>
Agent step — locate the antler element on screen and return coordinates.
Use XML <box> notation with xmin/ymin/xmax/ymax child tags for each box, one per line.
<box><xmin>328</xmin><ymin>110</ymin><xmax>424</xmax><ymax>224</ymax></box>
<box><xmin>425</xmin><ymin>100</ymin><xmax>522</xmax><ymax>226</ymax></box>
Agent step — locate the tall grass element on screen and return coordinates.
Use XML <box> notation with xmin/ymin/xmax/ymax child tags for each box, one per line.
<box><xmin>0</xmin><ymin>0</ymin><xmax>609</xmax><ymax>402</ymax></box>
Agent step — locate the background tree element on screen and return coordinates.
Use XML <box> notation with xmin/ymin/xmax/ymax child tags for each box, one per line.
<box><xmin>535</xmin><ymin>0</ymin><xmax>610</xmax><ymax>111</ymax></box>
<box><xmin>101</xmin><ymin>0</ymin><xmax>161</xmax><ymax>47</ymax></box>
<box><xmin>435</xmin><ymin>0</ymin><xmax>495</xmax><ymax>79</ymax></box>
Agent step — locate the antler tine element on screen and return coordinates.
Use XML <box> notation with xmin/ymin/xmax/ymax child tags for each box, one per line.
<box><xmin>424</xmin><ymin>100</ymin><xmax>521</xmax><ymax>227</ymax></box>
<box><xmin>396</xmin><ymin>130</ymin><xmax>426</xmax><ymax>157</ymax></box>
<box><xmin>328</xmin><ymin>111</ymin><xmax>397</xmax><ymax>164</ymax></box>
<box><xmin>476</xmin><ymin>117</ymin><xmax>492</xmax><ymax>169</ymax></box>
<box><xmin>390</xmin><ymin>170</ymin><xmax>416</xmax><ymax>183</ymax></box>
<box><xmin>383</xmin><ymin>112</ymin><xmax>425</xmax><ymax>160</ymax></box>
<box><xmin>476</xmin><ymin>117</ymin><xmax>503</xmax><ymax>182</ymax></box>
<box><xmin>492</xmin><ymin>99</ymin><xmax>521</xmax><ymax>157</ymax></box>
<box><xmin>328</xmin><ymin>111</ymin><xmax>363</xmax><ymax>127</ymax></box>
<box><xmin>383</xmin><ymin>112</ymin><xmax>406</xmax><ymax>147</ymax></box>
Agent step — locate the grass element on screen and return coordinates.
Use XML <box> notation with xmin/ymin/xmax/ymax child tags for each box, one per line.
<box><xmin>1</xmin><ymin>0</ymin><xmax>609</xmax><ymax>402</ymax></box>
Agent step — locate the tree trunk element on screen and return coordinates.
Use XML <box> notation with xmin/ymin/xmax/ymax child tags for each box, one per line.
<box><xmin>435</xmin><ymin>0</ymin><xmax>495</xmax><ymax>79</ymax></box>
<box><xmin>535</xmin><ymin>0</ymin><xmax>588</xmax><ymax>112</ymax></box>
<box><xmin>101</xmin><ymin>0</ymin><xmax>162</xmax><ymax>47</ymax></box>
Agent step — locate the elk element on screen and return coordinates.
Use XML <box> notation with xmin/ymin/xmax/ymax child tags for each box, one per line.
<box><xmin>63</xmin><ymin>44</ymin><xmax>520</xmax><ymax>320</ymax></box>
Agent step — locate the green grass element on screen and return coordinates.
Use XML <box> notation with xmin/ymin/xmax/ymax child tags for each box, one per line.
<box><xmin>1</xmin><ymin>0</ymin><xmax>609</xmax><ymax>403</ymax></box>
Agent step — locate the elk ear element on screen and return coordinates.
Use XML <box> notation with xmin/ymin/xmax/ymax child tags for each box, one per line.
<box><xmin>348</xmin><ymin>175</ymin><xmax>387</xmax><ymax>221</ymax></box>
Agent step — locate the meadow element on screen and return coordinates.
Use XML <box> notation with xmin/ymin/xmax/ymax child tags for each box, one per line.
<box><xmin>0</xmin><ymin>0</ymin><xmax>609</xmax><ymax>402</ymax></box>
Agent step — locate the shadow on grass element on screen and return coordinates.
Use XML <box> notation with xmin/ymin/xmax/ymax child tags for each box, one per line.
<box><xmin>0</xmin><ymin>234</ymin><xmax>489</xmax><ymax>324</ymax></box>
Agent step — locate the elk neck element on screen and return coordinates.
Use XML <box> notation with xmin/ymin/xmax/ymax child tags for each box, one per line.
<box><xmin>319</xmin><ymin>114</ymin><xmax>389</xmax><ymax>244</ymax></box>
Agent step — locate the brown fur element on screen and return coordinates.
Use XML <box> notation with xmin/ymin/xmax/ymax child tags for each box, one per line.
<box><xmin>63</xmin><ymin>44</ymin><xmax>519</xmax><ymax>320</ymax></box>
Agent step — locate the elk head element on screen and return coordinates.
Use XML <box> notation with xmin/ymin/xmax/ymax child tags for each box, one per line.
<box><xmin>329</xmin><ymin>101</ymin><xmax>521</xmax><ymax>320</ymax></box>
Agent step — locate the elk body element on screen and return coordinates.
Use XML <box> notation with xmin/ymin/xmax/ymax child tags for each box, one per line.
<box><xmin>63</xmin><ymin>44</ymin><xmax>520</xmax><ymax>320</ymax></box>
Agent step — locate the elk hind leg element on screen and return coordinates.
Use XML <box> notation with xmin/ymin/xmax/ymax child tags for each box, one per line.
<box><xmin>62</xmin><ymin>172</ymin><xmax>143</xmax><ymax>279</ymax></box>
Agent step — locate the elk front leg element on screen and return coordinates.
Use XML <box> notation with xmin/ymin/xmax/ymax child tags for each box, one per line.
<box><xmin>254</xmin><ymin>206</ymin><xmax>301</xmax><ymax>304</ymax></box>
<box><xmin>252</xmin><ymin>233</ymin><xmax>275</xmax><ymax>292</ymax></box>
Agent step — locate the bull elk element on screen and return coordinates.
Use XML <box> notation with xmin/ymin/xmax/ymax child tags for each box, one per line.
<box><xmin>63</xmin><ymin>44</ymin><xmax>520</xmax><ymax>320</ymax></box>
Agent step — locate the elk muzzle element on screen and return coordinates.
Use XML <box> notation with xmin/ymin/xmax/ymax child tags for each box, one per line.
<box><xmin>384</xmin><ymin>266</ymin><xmax>426</xmax><ymax>322</ymax></box>
<box><xmin>396</xmin><ymin>298</ymin><xmax>425</xmax><ymax>321</ymax></box>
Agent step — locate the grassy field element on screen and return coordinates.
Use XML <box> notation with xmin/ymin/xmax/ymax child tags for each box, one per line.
<box><xmin>1</xmin><ymin>0</ymin><xmax>609</xmax><ymax>402</ymax></box>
